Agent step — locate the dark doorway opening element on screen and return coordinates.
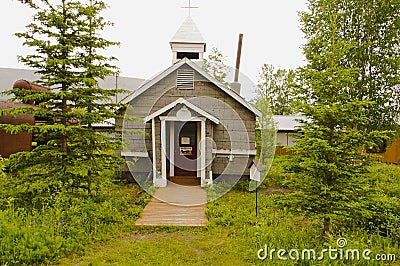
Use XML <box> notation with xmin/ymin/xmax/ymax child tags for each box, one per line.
<box><xmin>174</xmin><ymin>121</ymin><xmax>198</xmax><ymax>177</ymax></box>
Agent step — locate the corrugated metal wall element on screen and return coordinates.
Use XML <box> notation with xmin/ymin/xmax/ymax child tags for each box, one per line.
<box><xmin>0</xmin><ymin>114</ymin><xmax>34</xmax><ymax>158</ymax></box>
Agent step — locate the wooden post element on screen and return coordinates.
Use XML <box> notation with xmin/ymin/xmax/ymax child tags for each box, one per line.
<box><xmin>152</xmin><ymin>119</ymin><xmax>157</xmax><ymax>184</ymax></box>
<box><xmin>201</xmin><ymin>118</ymin><xmax>206</xmax><ymax>187</ymax></box>
<box><xmin>170</xmin><ymin>121</ymin><xmax>175</xmax><ymax>177</ymax></box>
<box><xmin>161</xmin><ymin>119</ymin><xmax>167</xmax><ymax>181</ymax></box>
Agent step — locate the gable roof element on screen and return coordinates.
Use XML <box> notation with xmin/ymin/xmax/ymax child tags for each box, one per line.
<box><xmin>170</xmin><ymin>16</ymin><xmax>205</xmax><ymax>44</ymax></box>
<box><xmin>145</xmin><ymin>97</ymin><xmax>220</xmax><ymax>124</ymax></box>
<box><xmin>121</xmin><ymin>58</ymin><xmax>262</xmax><ymax>117</ymax></box>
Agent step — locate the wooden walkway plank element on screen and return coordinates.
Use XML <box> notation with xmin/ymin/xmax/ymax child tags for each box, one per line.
<box><xmin>135</xmin><ymin>181</ymin><xmax>208</xmax><ymax>227</ymax></box>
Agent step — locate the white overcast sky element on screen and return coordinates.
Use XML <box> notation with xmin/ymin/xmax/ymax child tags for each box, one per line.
<box><xmin>0</xmin><ymin>0</ymin><xmax>307</xmax><ymax>89</ymax></box>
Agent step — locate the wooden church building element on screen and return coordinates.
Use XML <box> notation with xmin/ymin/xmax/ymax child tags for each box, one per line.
<box><xmin>120</xmin><ymin>16</ymin><xmax>261</xmax><ymax>187</ymax></box>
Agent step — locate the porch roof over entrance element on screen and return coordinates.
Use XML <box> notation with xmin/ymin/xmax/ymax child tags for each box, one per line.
<box><xmin>144</xmin><ymin>97</ymin><xmax>220</xmax><ymax>124</ymax></box>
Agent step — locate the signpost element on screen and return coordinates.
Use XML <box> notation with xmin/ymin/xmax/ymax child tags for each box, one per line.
<box><xmin>250</xmin><ymin>160</ymin><xmax>263</xmax><ymax>217</ymax></box>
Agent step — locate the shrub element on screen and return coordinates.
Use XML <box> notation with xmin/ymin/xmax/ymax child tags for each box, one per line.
<box><xmin>367</xmin><ymin>163</ymin><xmax>400</xmax><ymax>197</ymax></box>
<box><xmin>263</xmin><ymin>156</ymin><xmax>293</xmax><ymax>188</ymax></box>
<box><xmin>350</xmin><ymin>163</ymin><xmax>400</xmax><ymax>241</ymax></box>
<box><xmin>0</xmin><ymin>184</ymin><xmax>150</xmax><ymax>265</ymax></box>
<box><xmin>0</xmin><ymin>157</ymin><xmax>5</xmax><ymax>178</ymax></box>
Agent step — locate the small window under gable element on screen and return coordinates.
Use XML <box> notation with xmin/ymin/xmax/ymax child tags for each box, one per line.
<box><xmin>177</xmin><ymin>69</ymin><xmax>195</xmax><ymax>89</ymax></box>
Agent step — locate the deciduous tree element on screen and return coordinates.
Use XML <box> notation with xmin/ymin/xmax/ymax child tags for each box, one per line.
<box><xmin>300</xmin><ymin>0</ymin><xmax>400</xmax><ymax>131</ymax></box>
<box><xmin>257</xmin><ymin>64</ymin><xmax>297</xmax><ymax>115</ymax></box>
<box><xmin>203</xmin><ymin>47</ymin><xmax>229</xmax><ymax>85</ymax></box>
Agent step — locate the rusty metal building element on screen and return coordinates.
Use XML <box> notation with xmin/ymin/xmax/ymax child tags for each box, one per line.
<box><xmin>0</xmin><ymin>80</ymin><xmax>50</xmax><ymax>158</ymax></box>
<box><xmin>0</xmin><ymin>101</ymin><xmax>35</xmax><ymax>158</ymax></box>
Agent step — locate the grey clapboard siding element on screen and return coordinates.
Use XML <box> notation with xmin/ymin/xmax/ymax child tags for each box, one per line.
<box><xmin>123</xmin><ymin>65</ymin><xmax>256</xmax><ymax>176</ymax></box>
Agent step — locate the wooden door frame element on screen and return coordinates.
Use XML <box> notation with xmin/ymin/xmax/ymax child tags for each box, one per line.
<box><xmin>159</xmin><ymin>116</ymin><xmax>207</xmax><ymax>187</ymax></box>
<box><xmin>173</xmin><ymin>121</ymin><xmax>198</xmax><ymax>177</ymax></box>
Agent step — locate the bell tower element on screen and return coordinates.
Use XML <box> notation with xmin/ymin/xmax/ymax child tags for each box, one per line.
<box><xmin>170</xmin><ymin>16</ymin><xmax>206</xmax><ymax>64</ymax></box>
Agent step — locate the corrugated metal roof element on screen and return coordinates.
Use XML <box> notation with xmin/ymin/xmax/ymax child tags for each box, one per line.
<box><xmin>170</xmin><ymin>16</ymin><xmax>205</xmax><ymax>44</ymax></box>
<box><xmin>0</xmin><ymin>68</ymin><xmax>145</xmax><ymax>102</ymax></box>
<box><xmin>273</xmin><ymin>115</ymin><xmax>304</xmax><ymax>131</ymax></box>
<box><xmin>91</xmin><ymin>118</ymin><xmax>115</xmax><ymax>128</ymax></box>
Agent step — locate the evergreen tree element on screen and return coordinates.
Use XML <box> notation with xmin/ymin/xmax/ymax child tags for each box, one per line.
<box><xmin>0</xmin><ymin>0</ymin><xmax>124</xmax><ymax>206</ymax></box>
<box><xmin>283</xmin><ymin>9</ymin><xmax>393</xmax><ymax>235</ymax></box>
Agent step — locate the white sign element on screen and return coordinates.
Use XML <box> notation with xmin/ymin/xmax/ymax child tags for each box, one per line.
<box><xmin>250</xmin><ymin>164</ymin><xmax>261</xmax><ymax>182</ymax></box>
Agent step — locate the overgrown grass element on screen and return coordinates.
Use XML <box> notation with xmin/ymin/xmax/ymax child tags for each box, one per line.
<box><xmin>367</xmin><ymin>163</ymin><xmax>400</xmax><ymax>197</ymax></box>
<box><xmin>58</xmin><ymin>180</ymin><xmax>399</xmax><ymax>265</ymax></box>
<box><xmin>0</xmin><ymin>182</ymin><xmax>150</xmax><ymax>265</ymax></box>
<box><xmin>2</xmin><ymin>157</ymin><xmax>399</xmax><ymax>265</ymax></box>
<box><xmin>261</xmin><ymin>155</ymin><xmax>292</xmax><ymax>188</ymax></box>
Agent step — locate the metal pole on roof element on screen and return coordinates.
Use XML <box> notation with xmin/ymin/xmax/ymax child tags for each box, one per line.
<box><xmin>234</xmin><ymin>34</ymin><xmax>244</xmax><ymax>83</ymax></box>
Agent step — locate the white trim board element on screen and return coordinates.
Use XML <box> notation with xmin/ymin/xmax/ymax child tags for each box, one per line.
<box><xmin>121</xmin><ymin>58</ymin><xmax>261</xmax><ymax>117</ymax></box>
<box><xmin>121</xmin><ymin>151</ymin><xmax>149</xmax><ymax>157</ymax></box>
<box><xmin>212</xmin><ymin>149</ymin><xmax>257</xmax><ymax>156</ymax></box>
<box><xmin>145</xmin><ymin>97</ymin><xmax>220</xmax><ymax>124</ymax></box>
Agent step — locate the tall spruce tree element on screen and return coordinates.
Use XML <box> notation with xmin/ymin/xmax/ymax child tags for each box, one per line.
<box><xmin>0</xmin><ymin>0</ymin><xmax>124</xmax><ymax>205</ymax></box>
<box><xmin>283</xmin><ymin>7</ymin><xmax>393</xmax><ymax>235</ymax></box>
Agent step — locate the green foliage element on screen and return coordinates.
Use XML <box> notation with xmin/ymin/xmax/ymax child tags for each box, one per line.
<box><xmin>257</xmin><ymin>64</ymin><xmax>297</xmax><ymax>115</ymax></box>
<box><xmin>357</xmin><ymin>193</ymin><xmax>400</xmax><ymax>240</ymax></box>
<box><xmin>203</xmin><ymin>47</ymin><xmax>229</xmax><ymax>85</ymax></box>
<box><xmin>269</xmin><ymin>156</ymin><xmax>400</xmax><ymax>242</ymax></box>
<box><xmin>300</xmin><ymin>0</ymin><xmax>400</xmax><ymax>132</ymax></box>
<box><xmin>0</xmin><ymin>157</ymin><xmax>5</xmax><ymax>179</ymax></box>
<box><xmin>251</xmin><ymin>96</ymin><xmax>277</xmax><ymax>191</ymax></box>
<box><xmin>262</xmin><ymin>156</ymin><xmax>292</xmax><ymax>188</ymax></box>
<box><xmin>0</xmin><ymin>0</ymin><xmax>127</xmax><ymax>200</ymax></box>
<box><xmin>367</xmin><ymin>163</ymin><xmax>400</xmax><ymax>197</ymax></box>
<box><xmin>350</xmin><ymin>164</ymin><xmax>400</xmax><ymax>240</ymax></box>
<box><xmin>256</xmin><ymin>97</ymin><xmax>276</xmax><ymax>158</ymax></box>
<box><xmin>59</xmin><ymin>187</ymin><xmax>399</xmax><ymax>265</ymax></box>
<box><xmin>0</xmin><ymin>184</ymin><xmax>150</xmax><ymax>265</ymax></box>
<box><xmin>281</xmin><ymin>2</ymin><xmax>396</xmax><ymax>235</ymax></box>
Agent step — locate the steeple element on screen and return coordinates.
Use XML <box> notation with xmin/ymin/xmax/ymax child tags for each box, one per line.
<box><xmin>170</xmin><ymin>16</ymin><xmax>206</xmax><ymax>64</ymax></box>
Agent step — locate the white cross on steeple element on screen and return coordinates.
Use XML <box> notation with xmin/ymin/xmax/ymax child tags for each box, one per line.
<box><xmin>181</xmin><ymin>0</ymin><xmax>199</xmax><ymax>16</ymax></box>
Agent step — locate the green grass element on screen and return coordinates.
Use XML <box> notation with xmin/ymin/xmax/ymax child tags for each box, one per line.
<box><xmin>58</xmin><ymin>228</ymin><xmax>251</xmax><ymax>266</ymax></box>
<box><xmin>58</xmin><ymin>191</ymin><xmax>314</xmax><ymax>266</ymax></box>
<box><xmin>58</xmin><ymin>184</ymin><xmax>399</xmax><ymax>265</ymax></box>
<box><xmin>0</xmin><ymin>184</ymin><xmax>151</xmax><ymax>265</ymax></box>
<box><xmin>1</xmin><ymin>157</ymin><xmax>399</xmax><ymax>265</ymax></box>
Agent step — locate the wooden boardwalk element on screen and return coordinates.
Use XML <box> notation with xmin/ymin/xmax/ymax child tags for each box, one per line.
<box><xmin>135</xmin><ymin>180</ymin><xmax>208</xmax><ymax>227</ymax></box>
